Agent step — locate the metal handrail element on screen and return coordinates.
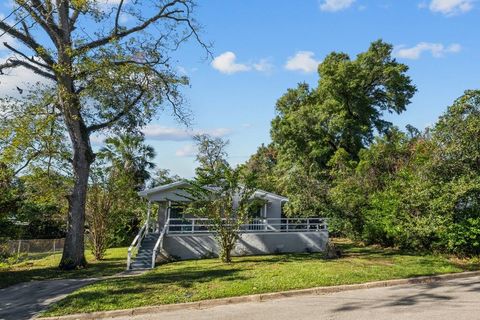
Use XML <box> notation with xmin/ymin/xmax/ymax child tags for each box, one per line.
<box><xmin>166</xmin><ymin>217</ymin><xmax>328</xmax><ymax>234</ymax></box>
<box><xmin>126</xmin><ymin>221</ymin><xmax>148</xmax><ymax>270</ymax></box>
<box><xmin>151</xmin><ymin>219</ymin><xmax>170</xmax><ymax>269</ymax></box>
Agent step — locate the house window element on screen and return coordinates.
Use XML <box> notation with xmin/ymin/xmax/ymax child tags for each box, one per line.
<box><xmin>169</xmin><ymin>206</ymin><xmax>184</xmax><ymax>219</ymax></box>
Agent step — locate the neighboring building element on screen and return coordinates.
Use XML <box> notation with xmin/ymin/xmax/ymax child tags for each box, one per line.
<box><xmin>127</xmin><ymin>181</ymin><xmax>328</xmax><ymax>270</ymax></box>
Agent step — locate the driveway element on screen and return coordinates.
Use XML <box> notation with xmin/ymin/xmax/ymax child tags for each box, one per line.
<box><xmin>116</xmin><ymin>275</ymin><xmax>480</xmax><ymax>320</ymax></box>
<box><xmin>0</xmin><ymin>278</ymin><xmax>96</xmax><ymax>320</ymax></box>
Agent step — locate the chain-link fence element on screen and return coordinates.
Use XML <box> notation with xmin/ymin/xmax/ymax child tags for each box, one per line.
<box><xmin>2</xmin><ymin>238</ymin><xmax>65</xmax><ymax>262</ymax></box>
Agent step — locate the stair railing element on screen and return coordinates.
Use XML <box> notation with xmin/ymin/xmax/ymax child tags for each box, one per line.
<box><xmin>151</xmin><ymin>219</ymin><xmax>170</xmax><ymax>269</ymax></box>
<box><xmin>127</xmin><ymin>220</ymin><xmax>148</xmax><ymax>270</ymax></box>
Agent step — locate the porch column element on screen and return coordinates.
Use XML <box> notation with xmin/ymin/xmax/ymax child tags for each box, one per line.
<box><xmin>146</xmin><ymin>201</ymin><xmax>151</xmax><ymax>234</ymax></box>
<box><xmin>264</xmin><ymin>202</ymin><xmax>268</xmax><ymax>230</ymax></box>
<box><xmin>157</xmin><ymin>202</ymin><xmax>168</xmax><ymax>233</ymax></box>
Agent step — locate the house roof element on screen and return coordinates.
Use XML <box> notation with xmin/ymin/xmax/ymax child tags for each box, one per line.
<box><xmin>138</xmin><ymin>180</ymin><xmax>189</xmax><ymax>197</ymax></box>
<box><xmin>138</xmin><ymin>181</ymin><xmax>288</xmax><ymax>202</ymax></box>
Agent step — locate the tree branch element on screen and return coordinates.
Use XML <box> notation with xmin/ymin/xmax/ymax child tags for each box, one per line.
<box><xmin>0</xmin><ymin>21</ymin><xmax>56</xmax><ymax>66</ymax></box>
<box><xmin>16</xmin><ymin>0</ymin><xmax>61</xmax><ymax>46</ymax></box>
<box><xmin>0</xmin><ymin>58</ymin><xmax>57</xmax><ymax>81</ymax></box>
<box><xmin>3</xmin><ymin>41</ymin><xmax>53</xmax><ymax>71</ymax></box>
<box><xmin>114</xmin><ymin>0</ymin><xmax>125</xmax><ymax>35</ymax></box>
<box><xmin>75</xmin><ymin>1</ymin><xmax>185</xmax><ymax>53</ymax></box>
<box><xmin>86</xmin><ymin>90</ymin><xmax>145</xmax><ymax>133</ymax></box>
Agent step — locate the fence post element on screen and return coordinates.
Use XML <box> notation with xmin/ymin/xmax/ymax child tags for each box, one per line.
<box><xmin>192</xmin><ymin>219</ymin><xmax>195</xmax><ymax>233</ymax></box>
<box><xmin>53</xmin><ymin>239</ymin><xmax>56</xmax><ymax>253</ymax></box>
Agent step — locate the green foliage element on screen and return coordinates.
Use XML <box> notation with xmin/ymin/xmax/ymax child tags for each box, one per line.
<box><xmin>246</xmin><ymin>37</ymin><xmax>480</xmax><ymax>257</ymax></box>
<box><xmin>270</xmin><ymin>40</ymin><xmax>416</xmax><ymax>216</ymax></box>
<box><xmin>86</xmin><ymin>134</ymin><xmax>153</xmax><ymax>259</ymax></box>
<box><xmin>238</xmin><ymin>143</ymin><xmax>279</xmax><ymax>193</ymax></box>
<box><xmin>329</xmin><ymin>90</ymin><xmax>480</xmax><ymax>256</ymax></box>
<box><xmin>184</xmin><ymin>134</ymin><xmax>261</xmax><ymax>263</ymax></box>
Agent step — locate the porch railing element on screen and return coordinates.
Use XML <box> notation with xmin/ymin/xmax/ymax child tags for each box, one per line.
<box><xmin>126</xmin><ymin>211</ymin><xmax>156</xmax><ymax>270</ymax></box>
<box><xmin>166</xmin><ymin>218</ymin><xmax>327</xmax><ymax>235</ymax></box>
<box><xmin>151</xmin><ymin>219</ymin><xmax>170</xmax><ymax>268</ymax></box>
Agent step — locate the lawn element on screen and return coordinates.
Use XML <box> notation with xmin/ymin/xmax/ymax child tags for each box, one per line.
<box><xmin>42</xmin><ymin>241</ymin><xmax>480</xmax><ymax>317</ymax></box>
<box><xmin>0</xmin><ymin>247</ymin><xmax>128</xmax><ymax>289</ymax></box>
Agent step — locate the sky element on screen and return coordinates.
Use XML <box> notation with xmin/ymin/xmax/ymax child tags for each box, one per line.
<box><xmin>1</xmin><ymin>0</ymin><xmax>479</xmax><ymax>178</ymax></box>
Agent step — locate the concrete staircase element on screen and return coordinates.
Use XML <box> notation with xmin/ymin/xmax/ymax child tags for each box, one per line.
<box><xmin>130</xmin><ymin>232</ymin><xmax>159</xmax><ymax>270</ymax></box>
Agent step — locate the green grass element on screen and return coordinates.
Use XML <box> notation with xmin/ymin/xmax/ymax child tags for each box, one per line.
<box><xmin>0</xmin><ymin>247</ymin><xmax>128</xmax><ymax>289</ymax></box>
<box><xmin>42</xmin><ymin>241</ymin><xmax>480</xmax><ymax>317</ymax></box>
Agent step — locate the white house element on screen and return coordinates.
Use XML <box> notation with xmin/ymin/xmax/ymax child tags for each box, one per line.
<box><xmin>127</xmin><ymin>181</ymin><xmax>328</xmax><ymax>270</ymax></box>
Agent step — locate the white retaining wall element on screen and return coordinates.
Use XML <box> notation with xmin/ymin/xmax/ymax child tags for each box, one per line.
<box><xmin>162</xmin><ymin>231</ymin><xmax>329</xmax><ymax>260</ymax></box>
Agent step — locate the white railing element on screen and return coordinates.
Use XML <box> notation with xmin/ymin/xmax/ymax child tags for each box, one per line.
<box><xmin>126</xmin><ymin>220</ymin><xmax>148</xmax><ymax>270</ymax></box>
<box><xmin>151</xmin><ymin>219</ymin><xmax>170</xmax><ymax>269</ymax></box>
<box><xmin>166</xmin><ymin>218</ymin><xmax>327</xmax><ymax>235</ymax></box>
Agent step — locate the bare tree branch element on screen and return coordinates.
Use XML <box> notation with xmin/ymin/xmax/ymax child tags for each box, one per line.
<box><xmin>114</xmin><ymin>0</ymin><xmax>126</xmax><ymax>35</ymax></box>
<box><xmin>0</xmin><ymin>21</ymin><xmax>56</xmax><ymax>66</ymax></box>
<box><xmin>75</xmin><ymin>0</ymin><xmax>186</xmax><ymax>53</ymax></box>
<box><xmin>3</xmin><ymin>41</ymin><xmax>53</xmax><ymax>71</ymax></box>
<box><xmin>0</xmin><ymin>58</ymin><xmax>57</xmax><ymax>81</ymax></box>
<box><xmin>16</xmin><ymin>0</ymin><xmax>61</xmax><ymax>46</ymax></box>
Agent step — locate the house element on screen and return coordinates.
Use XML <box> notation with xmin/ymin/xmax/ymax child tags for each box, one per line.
<box><xmin>127</xmin><ymin>181</ymin><xmax>329</xmax><ymax>270</ymax></box>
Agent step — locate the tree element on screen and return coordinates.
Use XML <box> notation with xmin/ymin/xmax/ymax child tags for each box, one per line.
<box><xmin>239</xmin><ymin>143</ymin><xmax>279</xmax><ymax>193</ymax></box>
<box><xmin>429</xmin><ymin>90</ymin><xmax>480</xmax><ymax>256</ymax></box>
<box><xmin>184</xmin><ymin>135</ymin><xmax>260</xmax><ymax>263</ymax></box>
<box><xmin>0</xmin><ymin>0</ymin><xmax>208</xmax><ymax>269</ymax></box>
<box><xmin>88</xmin><ymin>134</ymin><xmax>156</xmax><ymax>259</ymax></box>
<box><xmin>98</xmin><ymin>134</ymin><xmax>156</xmax><ymax>190</ymax></box>
<box><xmin>271</xmin><ymin>40</ymin><xmax>416</xmax><ymax>216</ymax></box>
<box><xmin>149</xmin><ymin>168</ymin><xmax>181</xmax><ymax>188</ymax></box>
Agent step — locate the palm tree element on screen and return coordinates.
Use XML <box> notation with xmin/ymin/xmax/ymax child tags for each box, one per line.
<box><xmin>98</xmin><ymin>134</ymin><xmax>156</xmax><ymax>190</ymax></box>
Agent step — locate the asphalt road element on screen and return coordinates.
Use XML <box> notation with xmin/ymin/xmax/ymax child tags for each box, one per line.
<box><xmin>0</xmin><ymin>278</ymin><xmax>96</xmax><ymax>320</ymax></box>
<box><xmin>116</xmin><ymin>275</ymin><xmax>480</xmax><ymax>320</ymax></box>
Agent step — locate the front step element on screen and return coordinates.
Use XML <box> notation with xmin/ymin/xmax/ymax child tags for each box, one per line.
<box><xmin>130</xmin><ymin>233</ymin><xmax>160</xmax><ymax>270</ymax></box>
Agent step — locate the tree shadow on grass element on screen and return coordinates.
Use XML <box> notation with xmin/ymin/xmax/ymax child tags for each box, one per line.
<box><xmin>138</xmin><ymin>267</ymin><xmax>249</xmax><ymax>286</ymax></box>
<box><xmin>46</xmin><ymin>267</ymin><xmax>250</xmax><ymax>314</ymax></box>
<box><xmin>0</xmin><ymin>260</ymin><xmax>125</xmax><ymax>289</ymax></box>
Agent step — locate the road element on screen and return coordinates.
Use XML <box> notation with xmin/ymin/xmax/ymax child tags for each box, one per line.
<box><xmin>116</xmin><ymin>275</ymin><xmax>480</xmax><ymax>320</ymax></box>
<box><xmin>0</xmin><ymin>278</ymin><xmax>96</xmax><ymax>320</ymax></box>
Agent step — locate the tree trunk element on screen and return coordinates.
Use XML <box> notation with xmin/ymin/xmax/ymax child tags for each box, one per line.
<box><xmin>57</xmin><ymin>65</ymin><xmax>94</xmax><ymax>270</ymax></box>
<box><xmin>59</xmin><ymin>95</ymin><xmax>94</xmax><ymax>269</ymax></box>
<box><xmin>57</xmin><ymin>0</ymin><xmax>94</xmax><ymax>270</ymax></box>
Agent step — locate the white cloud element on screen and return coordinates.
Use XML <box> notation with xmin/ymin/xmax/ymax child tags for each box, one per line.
<box><xmin>395</xmin><ymin>42</ymin><xmax>461</xmax><ymax>59</ymax></box>
<box><xmin>0</xmin><ymin>30</ymin><xmax>21</xmax><ymax>52</ymax></box>
<box><xmin>253</xmin><ymin>59</ymin><xmax>274</xmax><ymax>73</ymax></box>
<box><xmin>142</xmin><ymin>125</ymin><xmax>232</xmax><ymax>141</ymax></box>
<box><xmin>90</xmin><ymin>134</ymin><xmax>106</xmax><ymax>145</ymax></box>
<box><xmin>428</xmin><ymin>0</ymin><xmax>473</xmax><ymax>15</ymax></box>
<box><xmin>175</xmin><ymin>144</ymin><xmax>197</xmax><ymax>157</ymax></box>
<box><xmin>320</xmin><ymin>0</ymin><xmax>356</xmax><ymax>12</ymax></box>
<box><xmin>98</xmin><ymin>0</ymin><xmax>124</xmax><ymax>5</ymax></box>
<box><xmin>211</xmin><ymin>51</ymin><xmax>251</xmax><ymax>74</ymax></box>
<box><xmin>0</xmin><ymin>56</ymin><xmax>48</xmax><ymax>97</ymax></box>
<box><xmin>284</xmin><ymin>51</ymin><xmax>321</xmax><ymax>73</ymax></box>
<box><xmin>211</xmin><ymin>52</ymin><xmax>272</xmax><ymax>75</ymax></box>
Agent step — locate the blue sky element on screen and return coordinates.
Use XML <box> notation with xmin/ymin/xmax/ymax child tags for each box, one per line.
<box><xmin>1</xmin><ymin>0</ymin><xmax>479</xmax><ymax>178</ymax></box>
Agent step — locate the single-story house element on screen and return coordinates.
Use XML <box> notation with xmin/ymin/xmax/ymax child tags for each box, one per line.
<box><xmin>127</xmin><ymin>181</ymin><xmax>328</xmax><ymax>270</ymax></box>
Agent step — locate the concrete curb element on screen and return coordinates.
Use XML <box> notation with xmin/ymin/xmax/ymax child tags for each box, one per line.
<box><xmin>39</xmin><ymin>270</ymin><xmax>480</xmax><ymax>320</ymax></box>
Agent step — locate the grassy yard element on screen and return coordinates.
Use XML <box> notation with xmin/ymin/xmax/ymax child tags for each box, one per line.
<box><xmin>42</xmin><ymin>241</ymin><xmax>480</xmax><ymax>317</ymax></box>
<box><xmin>0</xmin><ymin>247</ymin><xmax>128</xmax><ymax>289</ymax></box>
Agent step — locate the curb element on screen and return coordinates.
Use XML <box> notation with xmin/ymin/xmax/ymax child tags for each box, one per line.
<box><xmin>39</xmin><ymin>270</ymin><xmax>480</xmax><ymax>320</ymax></box>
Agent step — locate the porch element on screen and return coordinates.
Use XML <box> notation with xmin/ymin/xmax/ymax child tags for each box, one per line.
<box><xmin>166</xmin><ymin>217</ymin><xmax>328</xmax><ymax>234</ymax></box>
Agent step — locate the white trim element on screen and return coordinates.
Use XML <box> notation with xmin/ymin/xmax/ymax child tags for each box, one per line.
<box><xmin>139</xmin><ymin>182</ymin><xmax>289</xmax><ymax>202</ymax></box>
<box><xmin>138</xmin><ymin>180</ymin><xmax>189</xmax><ymax>197</ymax></box>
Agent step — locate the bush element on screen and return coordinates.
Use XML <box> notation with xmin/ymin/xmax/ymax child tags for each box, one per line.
<box><xmin>446</xmin><ymin>218</ymin><xmax>480</xmax><ymax>257</ymax></box>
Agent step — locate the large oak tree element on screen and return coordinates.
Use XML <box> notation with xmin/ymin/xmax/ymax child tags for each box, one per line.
<box><xmin>0</xmin><ymin>0</ymin><xmax>208</xmax><ymax>269</ymax></box>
